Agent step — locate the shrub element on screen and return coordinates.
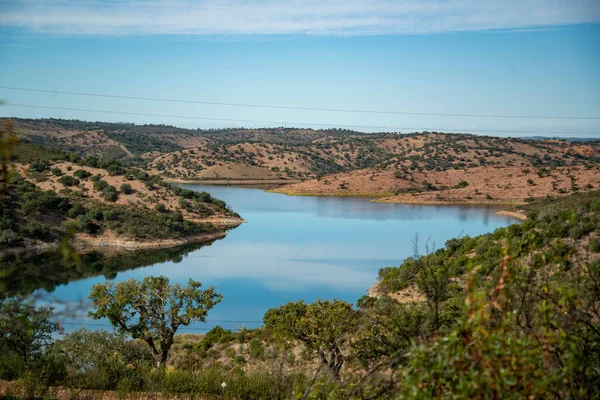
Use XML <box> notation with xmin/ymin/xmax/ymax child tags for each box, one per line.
<box><xmin>29</xmin><ymin>161</ymin><xmax>48</xmax><ymax>172</ymax></box>
<box><xmin>58</xmin><ymin>175</ymin><xmax>80</xmax><ymax>187</ymax></box>
<box><xmin>120</xmin><ymin>183</ymin><xmax>133</xmax><ymax>194</ymax></box>
<box><xmin>590</xmin><ymin>237</ymin><xmax>600</xmax><ymax>253</ymax></box>
<box><xmin>248</xmin><ymin>339</ymin><xmax>264</xmax><ymax>359</ymax></box>
<box><xmin>454</xmin><ymin>180</ymin><xmax>469</xmax><ymax>189</ymax></box>
<box><xmin>93</xmin><ymin>180</ymin><xmax>109</xmax><ymax>191</ymax></box>
<box><xmin>25</xmin><ymin>220</ymin><xmax>48</xmax><ymax>239</ymax></box>
<box><xmin>155</xmin><ymin>203</ymin><xmax>167</xmax><ymax>213</ymax></box>
<box><xmin>73</xmin><ymin>169</ymin><xmax>92</xmax><ymax>179</ymax></box>
<box><xmin>66</xmin><ymin>203</ymin><xmax>87</xmax><ymax>218</ymax></box>
<box><xmin>106</xmin><ymin>165</ymin><xmax>126</xmax><ymax>176</ymax></box>
<box><xmin>76</xmin><ymin>214</ymin><xmax>100</xmax><ymax>234</ymax></box>
<box><xmin>102</xmin><ymin>187</ymin><xmax>118</xmax><ymax>202</ymax></box>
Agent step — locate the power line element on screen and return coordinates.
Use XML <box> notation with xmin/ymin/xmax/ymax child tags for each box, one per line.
<box><xmin>65</xmin><ymin>314</ymin><xmax>263</xmax><ymax>324</ymax></box>
<box><xmin>59</xmin><ymin>322</ymin><xmax>215</xmax><ymax>332</ymax></box>
<box><xmin>1</xmin><ymin>85</ymin><xmax>599</xmax><ymax>121</ymax></box>
<box><xmin>5</xmin><ymin>102</ymin><xmax>600</xmax><ymax>136</ymax></box>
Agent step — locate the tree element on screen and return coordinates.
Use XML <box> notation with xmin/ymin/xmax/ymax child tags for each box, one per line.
<box><xmin>417</xmin><ymin>264</ymin><xmax>449</xmax><ymax>332</ymax></box>
<box><xmin>0</xmin><ymin>296</ymin><xmax>61</xmax><ymax>372</ymax></box>
<box><xmin>89</xmin><ymin>276</ymin><xmax>222</xmax><ymax>368</ymax></box>
<box><xmin>263</xmin><ymin>299</ymin><xmax>356</xmax><ymax>381</ymax></box>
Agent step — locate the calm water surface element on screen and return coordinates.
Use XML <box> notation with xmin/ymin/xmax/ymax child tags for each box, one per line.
<box><xmin>35</xmin><ymin>186</ymin><xmax>518</xmax><ymax>332</ymax></box>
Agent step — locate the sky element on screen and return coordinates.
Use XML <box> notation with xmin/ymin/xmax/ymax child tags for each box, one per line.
<box><xmin>0</xmin><ymin>0</ymin><xmax>599</xmax><ymax>137</ymax></box>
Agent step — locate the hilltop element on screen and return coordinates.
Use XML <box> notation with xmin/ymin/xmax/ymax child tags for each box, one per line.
<box><xmin>9</xmin><ymin>118</ymin><xmax>600</xmax><ymax>203</ymax></box>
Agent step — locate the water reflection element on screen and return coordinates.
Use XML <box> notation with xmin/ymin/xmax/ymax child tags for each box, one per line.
<box><xmin>0</xmin><ymin>240</ymin><xmax>218</xmax><ymax>297</ymax></box>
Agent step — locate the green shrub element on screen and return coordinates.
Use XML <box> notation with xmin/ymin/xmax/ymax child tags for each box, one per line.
<box><xmin>102</xmin><ymin>186</ymin><xmax>118</xmax><ymax>202</ymax></box>
<box><xmin>58</xmin><ymin>175</ymin><xmax>80</xmax><ymax>187</ymax></box>
<box><xmin>120</xmin><ymin>183</ymin><xmax>133</xmax><ymax>194</ymax></box>
<box><xmin>93</xmin><ymin>180</ymin><xmax>109</xmax><ymax>191</ymax></box>
<box><xmin>66</xmin><ymin>203</ymin><xmax>87</xmax><ymax>218</ymax></box>
<box><xmin>590</xmin><ymin>237</ymin><xmax>600</xmax><ymax>253</ymax></box>
<box><xmin>76</xmin><ymin>214</ymin><xmax>100</xmax><ymax>234</ymax></box>
<box><xmin>73</xmin><ymin>169</ymin><xmax>92</xmax><ymax>179</ymax></box>
<box><xmin>248</xmin><ymin>339</ymin><xmax>264</xmax><ymax>359</ymax></box>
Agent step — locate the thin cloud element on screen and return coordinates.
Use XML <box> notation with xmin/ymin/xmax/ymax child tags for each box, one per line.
<box><xmin>0</xmin><ymin>0</ymin><xmax>599</xmax><ymax>36</ymax></box>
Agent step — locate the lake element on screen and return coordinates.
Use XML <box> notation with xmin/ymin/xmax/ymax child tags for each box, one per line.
<box><xmin>21</xmin><ymin>186</ymin><xmax>519</xmax><ymax>333</ymax></box>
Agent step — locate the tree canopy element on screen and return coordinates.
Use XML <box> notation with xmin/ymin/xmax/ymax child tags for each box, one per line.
<box><xmin>263</xmin><ymin>299</ymin><xmax>356</xmax><ymax>381</ymax></box>
<box><xmin>89</xmin><ymin>276</ymin><xmax>222</xmax><ymax>367</ymax></box>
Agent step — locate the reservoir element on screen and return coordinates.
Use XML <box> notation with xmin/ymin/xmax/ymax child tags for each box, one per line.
<box><xmin>14</xmin><ymin>186</ymin><xmax>519</xmax><ymax>333</ymax></box>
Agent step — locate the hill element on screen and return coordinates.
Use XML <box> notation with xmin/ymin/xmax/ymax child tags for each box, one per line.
<box><xmin>0</xmin><ymin>140</ymin><xmax>242</xmax><ymax>251</ymax></box>
<box><xmin>10</xmin><ymin>119</ymin><xmax>600</xmax><ymax>201</ymax></box>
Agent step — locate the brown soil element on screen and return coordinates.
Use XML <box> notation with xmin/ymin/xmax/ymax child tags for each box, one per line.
<box><xmin>275</xmin><ymin>165</ymin><xmax>600</xmax><ymax>204</ymax></box>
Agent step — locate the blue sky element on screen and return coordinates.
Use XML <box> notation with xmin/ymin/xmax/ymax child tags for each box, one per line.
<box><xmin>0</xmin><ymin>0</ymin><xmax>599</xmax><ymax>137</ymax></box>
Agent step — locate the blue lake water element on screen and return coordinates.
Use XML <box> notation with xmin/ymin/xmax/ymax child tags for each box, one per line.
<box><xmin>37</xmin><ymin>185</ymin><xmax>518</xmax><ymax>333</ymax></box>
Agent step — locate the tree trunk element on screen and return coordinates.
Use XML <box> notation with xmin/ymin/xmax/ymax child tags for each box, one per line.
<box><xmin>319</xmin><ymin>346</ymin><xmax>344</xmax><ymax>381</ymax></box>
<box><xmin>159</xmin><ymin>349</ymin><xmax>169</xmax><ymax>368</ymax></box>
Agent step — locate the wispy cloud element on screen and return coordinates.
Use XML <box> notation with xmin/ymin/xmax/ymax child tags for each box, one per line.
<box><xmin>1</xmin><ymin>0</ymin><xmax>599</xmax><ymax>36</ymax></box>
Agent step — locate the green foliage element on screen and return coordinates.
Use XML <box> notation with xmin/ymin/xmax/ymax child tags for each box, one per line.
<box><xmin>0</xmin><ymin>296</ymin><xmax>62</xmax><ymax>376</ymax></box>
<box><xmin>73</xmin><ymin>169</ymin><xmax>91</xmax><ymax>179</ymax></box>
<box><xmin>248</xmin><ymin>339</ymin><xmax>265</xmax><ymax>359</ymax></box>
<box><xmin>66</xmin><ymin>202</ymin><xmax>86</xmax><ymax>218</ymax></box>
<box><xmin>418</xmin><ymin>264</ymin><xmax>450</xmax><ymax>331</ymax></box>
<box><xmin>93</xmin><ymin>180</ymin><xmax>109</xmax><ymax>191</ymax></box>
<box><xmin>54</xmin><ymin>329</ymin><xmax>153</xmax><ymax>390</ymax></box>
<box><xmin>195</xmin><ymin>326</ymin><xmax>235</xmax><ymax>352</ymax></box>
<box><xmin>119</xmin><ymin>183</ymin><xmax>133</xmax><ymax>194</ymax></box>
<box><xmin>590</xmin><ymin>237</ymin><xmax>600</xmax><ymax>252</ymax></box>
<box><xmin>75</xmin><ymin>213</ymin><xmax>100</xmax><ymax>234</ymax></box>
<box><xmin>398</xmin><ymin>255</ymin><xmax>600</xmax><ymax>399</ymax></box>
<box><xmin>89</xmin><ymin>276</ymin><xmax>222</xmax><ymax>367</ymax></box>
<box><xmin>57</xmin><ymin>175</ymin><xmax>80</xmax><ymax>187</ymax></box>
<box><xmin>101</xmin><ymin>185</ymin><xmax>118</xmax><ymax>202</ymax></box>
<box><xmin>264</xmin><ymin>299</ymin><xmax>356</xmax><ymax>380</ymax></box>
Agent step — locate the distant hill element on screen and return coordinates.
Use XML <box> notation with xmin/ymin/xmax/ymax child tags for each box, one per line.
<box><xmin>527</xmin><ymin>136</ymin><xmax>600</xmax><ymax>142</ymax></box>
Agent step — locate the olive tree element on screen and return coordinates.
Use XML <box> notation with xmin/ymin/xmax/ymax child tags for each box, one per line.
<box><xmin>89</xmin><ymin>276</ymin><xmax>222</xmax><ymax>368</ymax></box>
<box><xmin>263</xmin><ymin>299</ymin><xmax>357</xmax><ymax>381</ymax></box>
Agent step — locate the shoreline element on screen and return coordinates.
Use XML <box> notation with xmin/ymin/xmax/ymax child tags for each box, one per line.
<box><xmin>270</xmin><ymin>189</ymin><xmax>527</xmax><ymax>205</ymax></box>
<box><xmin>0</xmin><ymin>227</ymin><xmax>240</xmax><ymax>256</ymax></box>
<box><xmin>165</xmin><ymin>178</ymin><xmax>302</xmax><ymax>187</ymax></box>
<box><xmin>268</xmin><ymin>190</ymin><xmax>392</xmax><ymax>198</ymax></box>
<box><xmin>495</xmin><ymin>210</ymin><xmax>528</xmax><ymax>221</ymax></box>
<box><xmin>74</xmin><ymin>229</ymin><xmax>229</xmax><ymax>250</ymax></box>
<box><xmin>375</xmin><ymin>198</ymin><xmax>526</xmax><ymax>206</ymax></box>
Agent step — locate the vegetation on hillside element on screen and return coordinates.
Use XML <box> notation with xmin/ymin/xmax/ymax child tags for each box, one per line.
<box><xmin>12</xmin><ymin>119</ymin><xmax>600</xmax><ymax>189</ymax></box>
<box><xmin>0</xmin><ymin>123</ymin><xmax>240</xmax><ymax>250</ymax></box>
